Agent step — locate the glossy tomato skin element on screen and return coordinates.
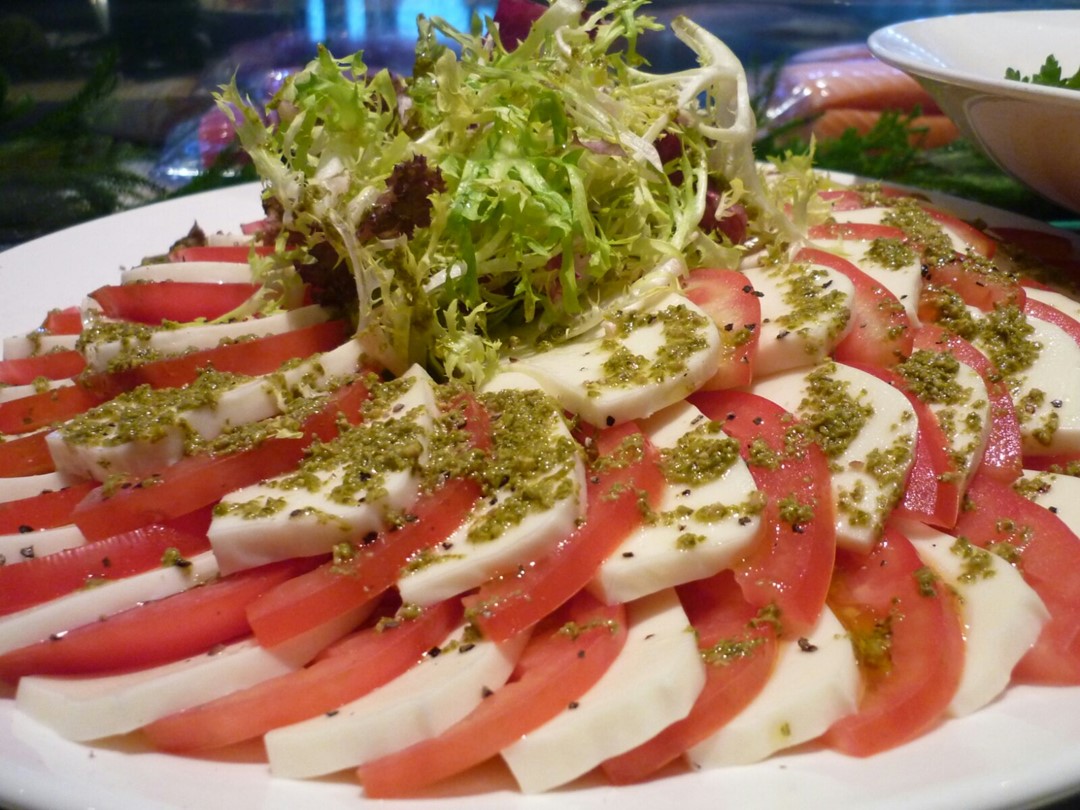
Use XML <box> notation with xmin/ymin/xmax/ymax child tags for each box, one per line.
<box><xmin>0</xmin><ymin>432</ymin><xmax>55</xmax><ymax>478</ymax></box>
<box><xmin>691</xmin><ymin>389</ymin><xmax>835</xmax><ymax>638</ymax></box>
<box><xmin>89</xmin><ymin>282</ymin><xmax>262</xmax><ymax>325</ymax></box>
<box><xmin>0</xmin><ymin>481</ymin><xmax>96</xmax><ymax>536</ymax></box>
<box><xmin>356</xmin><ymin>592</ymin><xmax>627</xmax><ymax>798</ymax></box>
<box><xmin>0</xmin><ymin>350</ymin><xmax>85</xmax><ymax>386</ymax></box>
<box><xmin>0</xmin><ymin>385</ymin><xmax>109</xmax><ymax>435</ymax></box>
<box><xmin>824</xmin><ymin>523</ymin><xmax>964</xmax><ymax>756</ymax></box>
<box><xmin>680</xmin><ymin>268</ymin><xmax>761</xmax><ymax>389</ymax></box>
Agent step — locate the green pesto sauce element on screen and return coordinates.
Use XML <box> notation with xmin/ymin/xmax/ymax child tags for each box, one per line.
<box><xmin>700</xmin><ymin>635</ymin><xmax>764</xmax><ymax>665</ymax></box>
<box><xmin>979</xmin><ymin>304</ymin><xmax>1041</xmax><ymax>381</ymax></box>
<box><xmin>849</xmin><ymin>614</ymin><xmax>894</xmax><ymax>674</ymax></box>
<box><xmin>772</xmin><ymin>263</ymin><xmax>851</xmax><ymax>349</ymax></box>
<box><xmin>880</xmin><ymin>198</ymin><xmax>955</xmax><ymax>267</ymax></box>
<box><xmin>897</xmin><ymin>350</ymin><xmax>968</xmax><ymax>405</ymax></box>
<box><xmin>1013</xmin><ymin>473</ymin><xmax>1053</xmax><ymax>501</ymax></box>
<box><xmin>867</xmin><ymin>237</ymin><xmax>916</xmax><ymax>270</ymax></box>
<box><xmin>747</xmin><ymin>437</ymin><xmax>781</xmax><ymax>470</ymax></box>
<box><xmin>777</xmin><ymin>494</ymin><xmax>814</xmax><ymax>528</ymax></box>
<box><xmin>59</xmin><ymin>369</ymin><xmax>249</xmax><ymax>449</ymax></box>
<box><xmin>797</xmin><ymin>362</ymin><xmax>873</xmax><ymax>459</ymax></box>
<box><xmin>587</xmin><ymin>303</ymin><xmax>711</xmax><ymax>395</ymax></box>
<box><xmin>658</xmin><ymin>420</ymin><xmax>740</xmax><ymax>486</ymax></box>
<box><xmin>950</xmin><ymin>535</ymin><xmax>997</xmax><ymax>584</ymax></box>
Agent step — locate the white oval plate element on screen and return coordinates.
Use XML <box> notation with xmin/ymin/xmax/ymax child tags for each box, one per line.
<box><xmin>2</xmin><ymin>184</ymin><xmax>1080</xmax><ymax>810</ymax></box>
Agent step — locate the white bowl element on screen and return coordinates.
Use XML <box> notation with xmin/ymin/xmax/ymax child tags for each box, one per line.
<box><xmin>868</xmin><ymin>10</ymin><xmax>1080</xmax><ymax>213</ymax></box>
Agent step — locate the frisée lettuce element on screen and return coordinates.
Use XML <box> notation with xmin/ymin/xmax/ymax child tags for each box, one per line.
<box><xmin>219</xmin><ymin>0</ymin><xmax>775</xmax><ymax>383</ymax></box>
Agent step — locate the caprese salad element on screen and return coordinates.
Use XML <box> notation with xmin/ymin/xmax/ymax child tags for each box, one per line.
<box><xmin>3</xmin><ymin>0</ymin><xmax>1080</xmax><ymax>802</ymax></box>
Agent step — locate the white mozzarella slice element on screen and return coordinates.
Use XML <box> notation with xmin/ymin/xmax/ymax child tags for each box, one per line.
<box><xmin>82</xmin><ymin>304</ymin><xmax>330</xmax><ymax>373</ymax></box>
<box><xmin>830</xmin><ymin>205</ymin><xmax>976</xmax><ymax>256</ymax></box>
<box><xmin>120</xmin><ymin>261</ymin><xmax>256</xmax><ymax>284</ymax></box>
<box><xmin>3</xmin><ymin>333</ymin><xmax>80</xmax><ymax>360</ymax></box>
<box><xmin>204</xmin><ymin>231</ymin><xmax>253</xmax><ymax>247</ymax></box>
<box><xmin>1015</xmin><ymin>468</ymin><xmax>1080</xmax><ymax>536</ymax></box>
<box><xmin>0</xmin><ymin>377</ymin><xmax>74</xmax><ymax>404</ymax></box>
<box><xmin>0</xmin><ymin>471</ymin><xmax>81</xmax><ymax>504</ymax></box>
<box><xmin>265</xmin><ymin>623</ymin><xmax>526</xmax><ymax>779</ymax></box>
<box><xmin>686</xmin><ymin>604</ymin><xmax>858</xmax><ymax>768</ymax></box>
<box><xmin>15</xmin><ymin>630</ymin><xmax>325</xmax><ymax>742</ymax></box>
<box><xmin>508</xmin><ymin>289</ymin><xmax>721</xmax><ymax>427</ymax></box>
<box><xmin>0</xmin><ymin>525</ymin><xmax>86</xmax><ymax>567</ymax></box>
<box><xmin>1004</xmin><ymin>311</ymin><xmax>1080</xmax><ymax>456</ymax></box>
<box><xmin>396</xmin><ymin>371</ymin><xmax>585</xmax><ymax>606</ymax></box>
<box><xmin>209</xmin><ymin>365</ymin><xmax>438</xmax><ymax>575</ymax></box>
<box><xmin>740</xmin><ymin>259</ymin><xmax>853</xmax><ymax>377</ymax></box>
<box><xmin>591</xmin><ymin>400</ymin><xmax>763</xmax><ymax>604</ymax></box>
<box><xmin>1026</xmin><ymin>287</ymin><xmax>1080</xmax><ymax>324</ymax></box>
<box><xmin>905</xmin><ymin>520</ymin><xmax>1048</xmax><ymax>717</ymax></box>
<box><xmin>809</xmin><ymin>233</ymin><xmax>921</xmax><ymax>323</ymax></box>
<box><xmin>0</xmin><ymin>550</ymin><xmax>219</xmax><ymax>656</ymax></box>
<box><xmin>501</xmin><ymin>587</ymin><xmax>705</xmax><ymax>794</ymax></box>
<box><xmin>48</xmin><ymin>339</ymin><xmax>364</xmax><ymax>482</ymax></box>
<box><xmin>751</xmin><ymin>360</ymin><xmax>918</xmax><ymax>551</ymax></box>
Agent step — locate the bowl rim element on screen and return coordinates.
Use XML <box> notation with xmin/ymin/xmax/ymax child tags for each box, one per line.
<box><xmin>868</xmin><ymin>9</ymin><xmax>1080</xmax><ymax>110</ymax></box>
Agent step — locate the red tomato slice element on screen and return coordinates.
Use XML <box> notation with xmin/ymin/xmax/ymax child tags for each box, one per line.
<box><xmin>912</xmin><ymin>325</ymin><xmax>1023</xmax><ymax>483</ymax></box>
<box><xmin>462</xmin><ymin>422</ymin><xmax>665</xmax><ymax>642</ymax></box>
<box><xmin>600</xmin><ymin>570</ymin><xmax>778</xmax><ymax>784</ymax></box>
<box><xmin>690</xmin><ymin>389</ymin><xmax>835</xmax><ymax>637</ymax></box>
<box><xmin>39</xmin><ymin>307</ymin><xmax>83</xmax><ymax>335</ymax></box>
<box><xmin>923</xmin><ymin>205</ymin><xmax>997</xmax><ymax>259</ymax></box>
<box><xmin>922</xmin><ymin>259</ymin><xmax>1023</xmax><ymax>313</ymax></box>
<box><xmin>0</xmin><ymin>432</ymin><xmax>55</xmax><ymax>478</ymax></box>
<box><xmin>797</xmin><ymin>246</ymin><xmax>912</xmax><ymax>367</ymax></box>
<box><xmin>71</xmin><ymin>379</ymin><xmax>370</xmax><ymax>541</ymax></box>
<box><xmin>807</xmin><ymin>222</ymin><xmax>908</xmax><ymax>242</ymax></box>
<box><xmin>0</xmin><ymin>523</ymin><xmax>211</xmax><ymax>617</ymax></box>
<box><xmin>0</xmin><ymin>384</ymin><xmax>109</xmax><ymax>435</ymax></box>
<box><xmin>169</xmin><ymin>245</ymin><xmax>274</xmax><ymax>263</ymax></box>
<box><xmin>817</xmin><ymin>186</ymin><xmax>911</xmax><ymax>211</ymax></box>
<box><xmin>356</xmin><ymin>592</ymin><xmax>626</xmax><ymax>797</ymax></box>
<box><xmin>246</xmin><ymin>476</ymin><xmax>483</xmax><ymax>649</ymax></box>
<box><xmin>86</xmin><ymin>320</ymin><xmax>349</xmax><ymax>398</ymax></box>
<box><xmin>0</xmin><ymin>555</ymin><xmax>322</xmax><ymax>683</ymax></box>
<box><xmin>143</xmin><ymin>597</ymin><xmax>462</xmax><ymax>752</ymax></box>
<box><xmin>0</xmin><ymin>350</ymin><xmax>85</xmax><ymax>386</ymax></box>
<box><xmin>824</xmin><ymin>523</ymin><xmax>964</xmax><ymax>756</ymax></box>
<box><xmin>953</xmin><ymin>470</ymin><xmax>1080</xmax><ymax>684</ymax></box>
<box><xmin>89</xmin><ymin>282</ymin><xmax>262</xmax><ymax>325</ymax></box>
<box><xmin>845</xmin><ymin>361</ymin><xmax>961</xmax><ymax>529</ymax></box>
<box><xmin>0</xmin><ymin>481</ymin><xmax>97</xmax><ymax>535</ymax></box>
<box><xmin>680</xmin><ymin>268</ymin><xmax>761</xmax><ymax>389</ymax></box>
<box><xmin>1024</xmin><ymin>295</ymin><xmax>1080</xmax><ymax>348</ymax></box>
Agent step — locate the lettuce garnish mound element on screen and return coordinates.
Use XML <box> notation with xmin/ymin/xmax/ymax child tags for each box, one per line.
<box><xmin>221</xmin><ymin>0</ymin><xmax>770</xmax><ymax>384</ymax></box>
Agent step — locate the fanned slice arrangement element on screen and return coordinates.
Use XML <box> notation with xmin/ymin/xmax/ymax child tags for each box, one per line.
<box><xmin>3</xmin><ymin>0</ymin><xmax>1080</xmax><ymax>801</ymax></box>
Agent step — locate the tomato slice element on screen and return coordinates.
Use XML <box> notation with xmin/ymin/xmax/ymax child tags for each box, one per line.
<box><xmin>690</xmin><ymin>389</ymin><xmax>835</xmax><ymax>637</ymax></box>
<box><xmin>824</xmin><ymin>523</ymin><xmax>964</xmax><ymax>756</ymax></box>
<box><xmin>143</xmin><ymin>597</ymin><xmax>462</xmax><ymax>752</ymax></box>
<box><xmin>922</xmin><ymin>205</ymin><xmax>997</xmax><ymax>259</ymax></box>
<box><xmin>797</xmin><ymin>246</ymin><xmax>912</xmax><ymax>367</ymax></box>
<box><xmin>0</xmin><ymin>481</ymin><xmax>97</xmax><ymax>535</ymax></box>
<box><xmin>86</xmin><ymin>320</ymin><xmax>349</xmax><ymax>397</ymax></box>
<box><xmin>922</xmin><ymin>258</ymin><xmax>1023</xmax><ymax>313</ymax></box>
<box><xmin>845</xmin><ymin>361</ymin><xmax>961</xmax><ymax>529</ymax></box>
<box><xmin>912</xmin><ymin>325</ymin><xmax>1022</xmax><ymax>483</ymax></box>
<box><xmin>0</xmin><ymin>555</ymin><xmax>323</xmax><ymax>683</ymax></box>
<box><xmin>89</xmin><ymin>282</ymin><xmax>262</xmax><ymax>325</ymax></box>
<box><xmin>953</xmin><ymin>470</ymin><xmax>1080</xmax><ymax>684</ymax></box>
<box><xmin>39</xmin><ymin>307</ymin><xmax>83</xmax><ymax>335</ymax></box>
<box><xmin>0</xmin><ymin>523</ymin><xmax>211</xmax><ymax>617</ymax></box>
<box><xmin>246</xmin><ymin>476</ymin><xmax>483</xmax><ymax>648</ymax></box>
<box><xmin>680</xmin><ymin>268</ymin><xmax>761</xmax><ymax>389</ymax></box>
<box><xmin>0</xmin><ymin>432</ymin><xmax>55</xmax><ymax>478</ymax></box>
<box><xmin>356</xmin><ymin>592</ymin><xmax>626</xmax><ymax>798</ymax></box>
<box><xmin>0</xmin><ymin>384</ymin><xmax>109</xmax><ymax>435</ymax></box>
<box><xmin>462</xmin><ymin>422</ymin><xmax>665</xmax><ymax>642</ymax></box>
<box><xmin>808</xmin><ymin>222</ymin><xmax>908</xmax><ymax>242</ymax></box>
<box><xmin>600</xmin><ymin>570</ymin><xmax>778</xmax><ymax>784</ymax></box>
<box><xmin>0</xmin><ymin>350</ymin><xmax>85</xmax><ymax>386</ymax></box>
<box><xmin>71</xmin><ymin>379</ymin><xmax>370</xmax><ymax>541</ymax></box>
<box><xmin>169</xmin><ymin>245</ymin><xmax>274</xmax><ymax>263</ymax></box>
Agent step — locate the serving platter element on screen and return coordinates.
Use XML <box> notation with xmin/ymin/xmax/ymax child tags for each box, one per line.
<box><xmin>2</xmin><ymin>182</ymin><xmax>1080</xmax><ymax>810</ymax></box>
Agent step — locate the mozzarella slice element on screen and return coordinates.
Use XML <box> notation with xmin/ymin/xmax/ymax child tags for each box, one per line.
<box><xmin>0</xmin><ymin>377</ymin><xmax>74</xmax><ymax>405</ymax></box>
<box><xmin>686</xmin><ymin>604</ymin><xmax>858</xmax><ymax>768</ymax></box>
<box><xmin>265</xmin><ymin>623</ymin><xmax>526</xmax><ymax>779</ymax></box>
<box><xmin>3</xmin><ymin>333</ymin><xmax>79</xmax><ymax>360</ymax></box>
<box><xmin>501</xmin><ymin>587</ymin><xmax>705</xmax><ymax>794</ymax></box>
<box><xmin>48</xmin><ymin>338</ymin><xmax>364</xmax><ymax>482</ymax></box>
<box><xmin>809</xmin><ymin>231</ymin><xmax>922</xmax><ymax>323</ymax></box>
<box><xmin>0</xmin><ymin>471</ymin><xmax>81</xmax><ymax>504</ymax></box>
<box><xmin>82</xmin><ymin>304</ymin><xmax>330</xmax><ymax>373</ymax></box>
<box><xmin>0</xmin><ymin>525</ymin><xmax>86</xmax><ymax>567</ymax></box>
<box><xmin>396</xmin><ymin>372</ymin><xmax>585</xmax><ymax>606</ymax></box>
<box><xmin>591</xmin><ymin>399</ymin><xmax>763</xmax><ymax>604</ymax></box>
<box><xmin>751</xmin><ymin>360</ymin><xmax>918</xmax><ymax>551</ymax></box>
<box><xmin>210</xmin><ymin>365</ymin><xmax>439</xmax><ymax>575</ymax></box>
<box><xmin>1015</xmin><ymin>468</ymin><xmax>1080</xmax><ymax>535</ymax></box>
<box><xmin>508</xmin><ymin>286</ymin><xmax>722</xmax><ymax>427</ymax></box>
<box><xmin>740</xmin><ymin>258</ymin><xmax>854</xmax><ymax>377</ymax></box>
<box><xmin>0</xmin><ymin>551</ymin><xmax>219</xmax><ymax>657</ymax></box>
<box><xmin>904</xmin><ymin>520</ymin><xmax>1048</xmax><ymax>717</ymax></box>
<box><xmin>15</xmin><ymin>631</ymin><xmax>325</xmax><ymax>742</ymax></box>
<box><xmin>121</xmin><ymin>261</ymin><xmax>256</xmax><ymax>284</ymax></box>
